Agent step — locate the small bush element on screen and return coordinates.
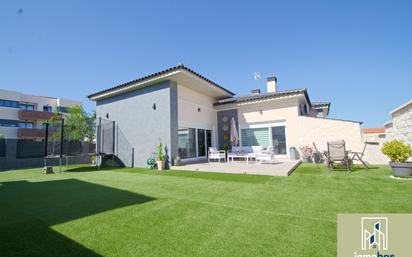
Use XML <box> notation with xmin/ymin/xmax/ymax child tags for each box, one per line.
<box><xmin>381</xmin><ymin>140</ymin><xmax>412</xmax><ymax>163</ymax></box>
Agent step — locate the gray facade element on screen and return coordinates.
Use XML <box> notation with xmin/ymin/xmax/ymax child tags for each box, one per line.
<box><xmin>217</xmin><ymin>109</ymin><xmax>238</xmax><ymax>149</ymax></box>
<box><xmin>96</xmin><ymin>80</ymin><xmax>178</xmax><ymax>168</ymax></box>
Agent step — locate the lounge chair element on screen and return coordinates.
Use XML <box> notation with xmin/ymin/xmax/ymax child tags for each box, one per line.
<box><xmin>349</xmin><ymin>141</ymin><xmax>370</xmax><ymax>169</ymax></box>
<box><xmin>208</xmin><ymin>147</ymin><xmax>226</xmax><ymax>163</ymax></box>
<box><xmin>326</xmin><ymin>140</ymin><xmax>351</xmax><ymax>172</ymax></box>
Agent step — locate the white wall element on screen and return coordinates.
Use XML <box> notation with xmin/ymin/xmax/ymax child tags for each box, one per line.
<box><xmin>177</xmin><ymin>84</ymin><xmax>217</xmax><ymax>141</ymax></box>
<box><xmin>297</xmin><ymin>116</ymin><xmax>364</xmax><ymax>153</ymax></box>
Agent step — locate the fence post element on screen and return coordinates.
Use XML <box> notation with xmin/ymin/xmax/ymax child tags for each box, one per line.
<box><xmin>44</xmin><ymin>122</ymin><xmax>49</xmax><ymax>157</ymax></box>
<box><xmin>97</xmin><ymin>117</ymin><xmax>102</xmax><ymax>155</ymax></box>
<box><xmin>112</xmin><ymin>121</ymin><xmax>115</xmax><ymax>155</ymax></box>
<box><xmin>60</xmin><ymin>118</ymin><xmax>64</xmax><ymax>158</ymax></box>
<box><xmin>132</xmin><ymin>147</ymin><xmax>134</xmax><ymax>168</ymax></box>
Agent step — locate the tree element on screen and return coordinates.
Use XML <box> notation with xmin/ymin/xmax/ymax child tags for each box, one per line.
<box><xmin>62</xmin><ymin>105</ymin><xmax>96</xmax><ymax>142</ymax></box>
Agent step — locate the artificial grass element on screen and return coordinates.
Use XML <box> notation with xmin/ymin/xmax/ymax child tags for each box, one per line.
<box><xmin>0</xmin><ymin>164</ymin><xmax>411</xmax><ymax>257</ymax></box>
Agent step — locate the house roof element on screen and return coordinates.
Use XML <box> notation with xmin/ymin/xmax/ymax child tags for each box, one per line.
<box><xmin>362</xmin><ymin>128</ymin><xmax>385</xmax><ymax>134</ymax></box>
<box><xmin>312</xmin><ymin>102</ymin><xmax>330</xmax><ymax>108</ymax></box>
<box><xmin>88</xmin><ymin>65</ymin><xmax>235</xmax><ymax>100</ymax></box>
<box><xmin>214</xmin><ymin>88</ymin><xmax>311</xmax><ymax>106</ymax></box>
<box><xmin>390</xmin><ymin>99</ymin><xmax>412</xmax><ymax>115</ymax></box>
<box><xmin>312</xmin><ymin>102</ymin><xmax>331</xmax><ymax>115</ymax></box>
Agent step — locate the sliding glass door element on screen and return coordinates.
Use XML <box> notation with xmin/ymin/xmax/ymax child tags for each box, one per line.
<box><xmin>197</xmin><ymin>129</ymin><xmax>206</xmax><ymax>157</ymax></box>
<box><xmin>178</xmin><ymin>128</ymin><xmax>196</xmax><ymax>159</ymax></box>
<box><xmin>271</xmin><ymin>126</ymin><xmax>287</xmax><ymax>155</ymax></box>
<box><xmin>178</xmin><ymin>127</ymin><xmax>212</xmax><ymax>159</ymax></box>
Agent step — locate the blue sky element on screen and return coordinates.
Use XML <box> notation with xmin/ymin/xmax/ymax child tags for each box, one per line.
<box><xmin>1</xmin><ymin>0</ymin><xmax>411</xmax><ymax>127</ymax></box>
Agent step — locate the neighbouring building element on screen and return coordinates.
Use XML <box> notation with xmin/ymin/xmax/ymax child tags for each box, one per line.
<box><xmin>362</xmin><ymin>128</ymin><xmax>386</xmax><ymax>145</ymax></box>
<box><xmin>0</xmin><ymin>89</ymin><xmax>83</xmax><ymax>170</ymax></box>
<box><xmin>88</xmin><ymin>65</ymin><xmax>364</xmax><ymax>167</ymax></box>
<box><xmin>361</xmin><ymin>127</ymin><xmax>389</xmax><ymax>165</ymax></box>
<box><xmin>385</xmin><ymin>99</ymin><xmax>412</xmax><ymax>145</ymax></box>
<box><xmin>0</xmin><ymin>89</ymin><xmax>81</xmax><ymax>139</ymax></box>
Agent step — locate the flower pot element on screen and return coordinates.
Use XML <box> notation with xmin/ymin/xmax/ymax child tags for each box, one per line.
<box><xmin>157</xmin><ymin>160</ymin><xmax>165</xmax><ymax>171</ymax></box>
<box><xmin>389</xmin><ymin>162</ymin><xmax>412</xmax><ymax>177</ymax></box>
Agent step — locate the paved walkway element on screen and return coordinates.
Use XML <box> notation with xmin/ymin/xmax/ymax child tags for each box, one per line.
<box><xmin>171</xmin><ymin>160</ymin><xmax>302</xmax><ymax>176</ymax></box>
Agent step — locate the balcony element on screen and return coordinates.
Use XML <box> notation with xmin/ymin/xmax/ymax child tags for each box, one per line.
<box><xmin>19</xmin><ymin>109</ymin><xmax>54</xmax><ymax>120</ymax></box>
<box><xmin>18</xmin><ymin>128</ymin><xmax>46</xmax><ymax>138</ymax></box>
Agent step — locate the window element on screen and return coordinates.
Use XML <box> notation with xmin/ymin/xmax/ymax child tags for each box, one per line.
<box><xmin>271</xmin><ymin>126</ymin><xmax>287</xmax><ymax>154</ymax></box>
<box><xmin>197</xmin><ymin>129</ymin><xmax>206</xmax><ymax>157</ymax></box>
<box><xmin>19</xmin><ymin>104</ymin><xmax>35</xmax><ymax>111</ymax></box>
<box><xmin>43</xmin><ymin>105</ymin><xmax>52</xmax><ymax>112</ymax></box>
<box><xmin>0</xmin><ymin>99</ymin><xmax>19</xmax><ymax>108</ymax></box>
<box><xmin>178</xmin><ymin>128</ymin><xmax>196</xmax><ymax>159</ymax></box>
<box><xmin>0</xmin><ymin>119</ymin><xmax>19</xmax><ymax>127</ymax></box>
<box><xmin>57</xmin><ymin>106</ymin><xmax>69</xmax><ymax>113</ymax></box>
<box><xmin>18</xmin><ymin>122</ymin><xmax>34</xmax><ymax>128</ymax></box>
<box><xmin>241</xmin><ymin>128</ymin><xmax>269</xmax><ymax>147</ymax></box>
<box><xmin>178</xmin><ymin>128</ymin><xmax>212</xmax><ymax>159</ymax></box>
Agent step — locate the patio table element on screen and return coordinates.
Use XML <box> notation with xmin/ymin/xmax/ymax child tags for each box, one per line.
<box><xmin>227</xmin><ymin>152</ymin><xmax>256</xmax><ymax>164</ymax></box>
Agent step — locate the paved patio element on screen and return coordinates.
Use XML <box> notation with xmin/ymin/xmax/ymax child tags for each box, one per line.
<box><xmin>171</xmin><ymin>160</ymin><xmax>302</xmax><ymax>176</ymax></box>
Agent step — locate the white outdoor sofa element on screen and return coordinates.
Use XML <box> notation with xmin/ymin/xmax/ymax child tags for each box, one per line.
<box><xmin>228</xmin><ymin>146</ymin><xmax>276</xmax><ymax>164</ymax></box>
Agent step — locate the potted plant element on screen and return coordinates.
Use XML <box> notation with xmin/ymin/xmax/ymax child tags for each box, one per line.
<box><xmin>299</xmin><ymin>145</ymin><xmax>314</xmax><ymax>163</ymax></box>
<box><xmin>381</xmin><ymin>140</ymin><xmax>412</xmax><ymax>177</ymax></box>
<box><xmin>156</xmin><ymin>143</ymin><xmax>166</xmax><ymax>171</ymax></box>
<box><xmin>174</xmin><ymin>155</ymin><xmax>181</xmax><ymax>166</ymax></box>
<box><xmin>220</xmin><ymin>144</ymin><xmax>231</xmax><ymax>160</ymax></box>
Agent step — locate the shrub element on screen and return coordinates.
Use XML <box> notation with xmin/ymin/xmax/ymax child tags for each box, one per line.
<box><xmin>156</xmin><ymin>143</ymin><xmax>165</xmax><ymax>161</ymax></box>
<box><xmin>381</xmin><ymin>140</ymin><xmax>412</xmax><ymax>163</ymax></box>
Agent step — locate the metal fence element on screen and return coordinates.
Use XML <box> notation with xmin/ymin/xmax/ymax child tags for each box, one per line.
<box><xmin>0</xmin><ymin>118</ymin><xmax>96</xmax><ymax>170</ymax></box>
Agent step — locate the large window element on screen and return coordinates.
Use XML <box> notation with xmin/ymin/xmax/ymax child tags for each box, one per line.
<box><xmin>0</xmin><ymin>119</ymin><xmax>19</xmax><ymax>127</ymax></box>
<box><xmin>241</xmin><ymin>128</ymin><xmax>269</xmax><ymax>147</ymax></box>
<box><xmin>43</xmin><ymin>105</ymin><xmax>52</xmax><ymax>112</ymax></box>
<box><xmin>240</xmin><ymin>125</ymin><xmax>287</xmax><ymax>155</ymax></box>
<box><xmin>0</xmin><ymin>99</ymin><xmax>19</xmax><ymax>108</ymax></box>
<box><xmin>178</xmin><ymin>127</ymin><xmax>212</xmax><ymax>159</ymax></box>
<box><xmin>178</xmin><ymin>128</ymin><xmax>196</xmax><ymax>159</ymax></box>
<box><xmin>19</xmin><ymin>104</ymin><xmax>35</xmax><ymax>111</ymax></box>
<box><xmin>18</xmin><ymin>122</ymin><xmax>34</xmax><ymax>129</ymax></box>
<box><xmin>271</xmin><ymin>126</ymin><xmax>286</xmax><ymax>154</ymax></box>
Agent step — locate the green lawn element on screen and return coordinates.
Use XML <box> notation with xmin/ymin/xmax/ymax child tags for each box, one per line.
<box><xmin>0</xmin><ymin>164</ymin><xmax>411</xmax><ymax>257</ymax></box>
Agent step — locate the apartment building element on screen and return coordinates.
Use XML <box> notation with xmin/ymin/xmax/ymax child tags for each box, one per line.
<box><xmin>0</xmin><ymin>89</ymin><xmax>81</xmax><ymax>139</ymax></box>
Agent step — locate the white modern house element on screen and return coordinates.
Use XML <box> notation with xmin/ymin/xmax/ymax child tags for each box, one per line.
<box><xmin>88</xmin><ymin>65</ymin><xmax>364</xmax><ymax>167</ymax></box>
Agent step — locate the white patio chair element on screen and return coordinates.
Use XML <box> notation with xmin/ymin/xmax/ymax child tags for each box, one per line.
<box><xmin>208</xmin><ymin>147</ymin><xmax>226</xmax><ymax>163</ymax></box>
<box><xmin>256</xmin><ymin>146</ymin><xmax>276</xmax><ymax>165</ymax></box>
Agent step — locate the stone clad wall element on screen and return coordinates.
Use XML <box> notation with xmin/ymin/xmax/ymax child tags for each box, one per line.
<box><xmin>388</xmin><ymin>103</ymin><xmax>412</xmax><ymax>145</ymax></box>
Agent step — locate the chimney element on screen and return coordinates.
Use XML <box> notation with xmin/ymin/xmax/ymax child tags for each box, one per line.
<box><xmin>251</xmin><ymin>89</ymin><xmax>261</xmax><ymax>95</ymax></box>
<box><xmin>266</xmin><ymin>76</ymin><xmax>277</xmax><ymax>93</ymax></box>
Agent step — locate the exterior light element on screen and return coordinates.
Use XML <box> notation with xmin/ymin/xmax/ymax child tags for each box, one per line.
<box><xmin>153</xmin><ymin>103</ymin><xmax>156</xmax><ymax>110</ymax></box>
